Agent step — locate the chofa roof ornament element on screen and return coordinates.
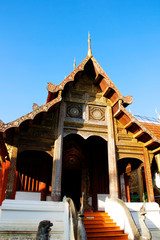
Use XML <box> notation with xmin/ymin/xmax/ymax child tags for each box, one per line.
<box><xmin>155</xmin><ymin>108</ymin><xmax>160</xmax><ymax>123</ymax></box>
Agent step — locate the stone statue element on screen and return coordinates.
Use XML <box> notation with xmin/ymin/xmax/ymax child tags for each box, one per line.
<box><xmin>138</xmin><ymin>202</ymin><xmax>151</xmax><ymax>240</ymax></box>
<box><xmin>36</xmin><ymin>220</ymin><xmax>53</xmax><ymax>240</ymax></box>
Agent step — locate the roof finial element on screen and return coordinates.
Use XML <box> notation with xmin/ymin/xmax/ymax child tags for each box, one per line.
<box><xmin>73</xmin><ymin>57</ymin><xmax>76</xmax><ymax>69</ymax></box>
<box><xmin>155</xmin><ymin>108</ymin><xmax>160</xmax><ymax>122</ymax></box>
<box><xmin>88</xmin><ymin>32</ymin><xmax>92</xmax><ymax>57</ymax></box>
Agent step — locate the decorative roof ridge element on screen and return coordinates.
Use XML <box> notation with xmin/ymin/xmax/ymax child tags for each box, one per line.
<box><xmin>91</xmin><ymin>57</ymin><xmax>133</xmax><ymax>106</ymax></box>
<box><xmin>47</xmin><ymin>55</ymin><xmax>90</xmax><ymax>94</ymax></box>
<box><xmin>0</xmin><ymin>95</ymin><xmax>62</xmax><ymax>133</ymax></box>
<box><xmin>47</xmin><ymin>56</ymin><xmax>133</xmax><ymax>106</ymax></box>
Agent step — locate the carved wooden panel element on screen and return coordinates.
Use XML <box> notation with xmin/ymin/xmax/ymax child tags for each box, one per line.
<box><xmin>89</xmin><ymin>106</ymin><xmax>105</xmax><ymax>121</ymax></box>
<box><xmin>66</xmin><ymin>103</ymin><xmax>82</xmax><ymax>119</ymax></box>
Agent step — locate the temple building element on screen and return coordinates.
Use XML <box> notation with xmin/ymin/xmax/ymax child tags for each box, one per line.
<box><xmin>0</xmin><ymin>36</ymin><xmax>160</xmax><ymax>239</ymax></box>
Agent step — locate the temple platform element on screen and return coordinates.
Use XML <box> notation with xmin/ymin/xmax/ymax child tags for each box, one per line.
<box><xmin>0</xmin><ymin>199</ymin><xmax>68</xmax><ymax>240</ymax></box>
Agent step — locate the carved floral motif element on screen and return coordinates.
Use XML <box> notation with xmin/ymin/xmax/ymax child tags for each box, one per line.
<box><xmin>66</xmin><ymin>103</ymin><xmax>82</xmax><ymax>119</ymax></box>
<box><xmin>89</xmin><ymin>106</ymin><xmax>105</xmax><ymax>121</ymax></box>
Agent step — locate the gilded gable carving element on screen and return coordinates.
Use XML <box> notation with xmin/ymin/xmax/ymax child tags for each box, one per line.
<box><xmin>89</xmin><ymin>106</ymin><xmax>105</xmax><ymax>121</ymax></box>
<box><xmin>66</xmin><ymin>103</ymin><xmax>82</xmax><ymax>119</ymax></box>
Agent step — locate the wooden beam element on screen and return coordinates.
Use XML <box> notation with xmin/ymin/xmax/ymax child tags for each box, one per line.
<box><xmin>124</xmin><ymin>121</ymin><xmax>132</xmax><ymax>129</ymax></box>
<box><xmin>144</xmin><ymin>139</ymin><xmax>154</xmax><ymax>148</ymax></box>
<box><xmin>113</xmin><ymin>109</ymin><xmax>122</xmax><ymax>118</ymax></box>
<box><xmin>133</xmin><ymin>130</ymin><xmax>144</xmax><ymax>139</ymax></box>
<box><xmin>94</xmin><ymin>74</ymin><xmax>103</xmax><ymax>85</ymax></box>
<box><xmin>152</xmin><ymin>147</ymin><xmax>160</xmax><ymax>154</ymax></box>
<box><xmin>103</xmin><ymin>87</ymin><xmax>111</xmax><ymax>97</ymax></box>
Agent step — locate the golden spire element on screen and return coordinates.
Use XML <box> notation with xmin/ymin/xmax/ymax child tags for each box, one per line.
<box><xmin>88</xmin><ymin>32</ymin><xmax>92</xmax><ymax>57</ymax></box>
<box><xmin>73</xmin><ymin>57</ymin><xmax>76</xmax><ymax>69</ymax></box>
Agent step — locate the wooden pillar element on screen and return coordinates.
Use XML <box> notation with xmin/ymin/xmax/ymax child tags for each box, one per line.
<box><xmin>120</xmin><ymin>174</ymin><xmax>127</xmax><ymax>202</ymax></box>
<box><xmin>0</xmin><ymin>161</ymin><xmax>6</xmax><ymax>204</ymax></box>
<box><xmin>107</xmin><ymin>105</ymin><xmax>119</xmax><ymax>198</ymax></box>
<box><xmin>39</xmin><ymin>182</ymin><xmax>47</xmax><ymax>201</ymax></box>
<box><xmin>137</xmin><ymin>167</ymin><xmax>144</xmax><ymax>202</ymax></box>
<box><xmin>0</xmin><ymin>160</ymin><xmax>10</xmax><ymax>205</ymax></box>
<box><xmin>143</xmin><ymin>148</ymin><xmax>155</xmax><ymax>202</ymax></box>
<box><xmin>5</xmin><ymin>146</ymin><xmax>18</xmax><ymax>199</ymax></box>
<box><xmin>155</xmin><ymin>154</ymin><xmax>160</xmax><ymax>172</ymax></box>
<box><xmin>51</xmin><ymin>102</ymin><xmax>64</xmax><ymax>201</ymax></box>
<box><xmin>155</xmin><ymin>154</ymin><xmax>160</xmax><ymax>187</ymax></box>
<box><xmin>124</xmin><ymin>173</ymin><xmax>130</xmax><ymax>202</ymax></box>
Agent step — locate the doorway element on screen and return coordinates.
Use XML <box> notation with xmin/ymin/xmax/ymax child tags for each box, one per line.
<box><xmin>61</xmin><ymin>134</ymin><xmax>85</xmax><ymax>210</ymax></box>
<box><xmin>61</xmin><ymin>168</ymin><xmax>81</xmax><ymax>209</ymax></box>
<box><xmin>61</xmin><ymin>134</ymin><xmax>109</xmax><ymax>211</ymax></box>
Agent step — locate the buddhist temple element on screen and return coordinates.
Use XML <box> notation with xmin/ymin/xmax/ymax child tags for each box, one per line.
<box><xmin>0</xmin><ymin>36</ymin><xmax>160</xmax><ymax>239</ymax></box>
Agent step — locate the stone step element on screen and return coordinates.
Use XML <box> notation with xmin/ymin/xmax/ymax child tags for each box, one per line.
<box><xmin>85</xmin><ymin>212</ymin><xmax>109</xmax><ymax>216</ymax></box>
<box><xmin>84</xmin><ymin>219</ymin><xmax>114</xmax><ymax>224</ymax></box>
<box><xmin>84</xmin><ymin>212</ymin><xmax>130</xmax><ymax>240</ymax></box>
<box><xmin>84</xmin><ymin>216</ymin><xmax>111</xmax><ymax>220</ymax></box>
<box><xmin>86</xmin><ymin>229</ymin><xmax>123</xmax><ymax>233</ymax></box>
<box><xmin>86</xmin><ymin>235</ymin><xmax>130</xmax><ymax>240</ymax></box>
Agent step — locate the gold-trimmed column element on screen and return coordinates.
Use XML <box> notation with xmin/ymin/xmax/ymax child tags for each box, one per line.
<box><xmin>107</xmin><ymin>105</ymin><xmax>119</xmax><ymax>198</ymax></box>
<box><xmin>143</xmin><ymin>148</ymin><xmax>155</xmax><ymax>202</ymax></box>
<box><xmin>51</xmin><ymin>101</ymin><xmax>64</xmax><ymax>201</ymax></box>
<box><xmin>5</xmin><ymin>145</ymin><xmax>18</xmax><ymax>199</ymax></box>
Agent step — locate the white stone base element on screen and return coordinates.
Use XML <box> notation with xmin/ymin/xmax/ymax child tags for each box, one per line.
<box><xmin>0</xmin><ymin>199</ymin><xmax>67</xmax><ymax>240</ymax></box>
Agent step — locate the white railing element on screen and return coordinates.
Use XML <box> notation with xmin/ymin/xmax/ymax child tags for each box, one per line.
<box><xmin>63</xmin><ymin>197</ymin><xmax>77</xmax><ymax>240</ymax></box>
<box><xmin>105</xmin><ymin>198</ymin><xmax>140</xmax><ymax>240</ymax></box>
<box><xmin>63</xmin><ymin>193</ymin><xmax>87</xmax><ymax>240</ymax></box>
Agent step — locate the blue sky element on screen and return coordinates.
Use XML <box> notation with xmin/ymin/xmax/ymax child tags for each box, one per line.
<box><xmin>0</xmin><ymin>0</ymin><xmax>160</xmax><ymax>123</ymax></box>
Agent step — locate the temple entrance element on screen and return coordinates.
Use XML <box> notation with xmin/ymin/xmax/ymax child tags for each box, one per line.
<box><xmin>61</xmin><ymin>134</ymin><xmax>84</xmax><ymax>210</ymax></box>
<box><xmin>61</xmin><ymin>134</ymin><xmax>109</xmax><ymax>211</ymax></box>
<box><xmin>86</xmin><ymin>136</ymin><xmax>109</xmax><ymax>210</ymax></box>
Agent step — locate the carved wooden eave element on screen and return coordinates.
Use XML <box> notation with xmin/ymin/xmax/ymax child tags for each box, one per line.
<box><xmin>47</xmin><ymin>55</ymin><xmax>133</xmax><ymax>106</ymax></box>
<box><xmin>46</xmin><ymin>56</ymin><xmax>91</xmax><ymax>102</ymax></box>
<box><xmin>91</xmin><ymin>57</ymin><xmax>133</xmax><ymax>107</ymax></box>
<box><xmin>113</xmin><ymin>101</ymin><xmax>160</xmax><ymax>154</ymax></box>
<box><xmin>0</xmin><ymin>96</ymin><xmax>62</xmax><ymax>133</ymax></box>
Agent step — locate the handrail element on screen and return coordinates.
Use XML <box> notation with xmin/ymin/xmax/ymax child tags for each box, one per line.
<box><xmin>77</xmin><ymin>192</ymin><xmax>87</xmax><ymax>240</ymax></box>
<box><xmin>65</xmin><ymin>197</ymin><xmax>78</xmax><ymax>240</ymax></box>
<box><xmin>64</xmin><ymin>193</ymin><xmax>87</xmax><ymax>240</ymax></box>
